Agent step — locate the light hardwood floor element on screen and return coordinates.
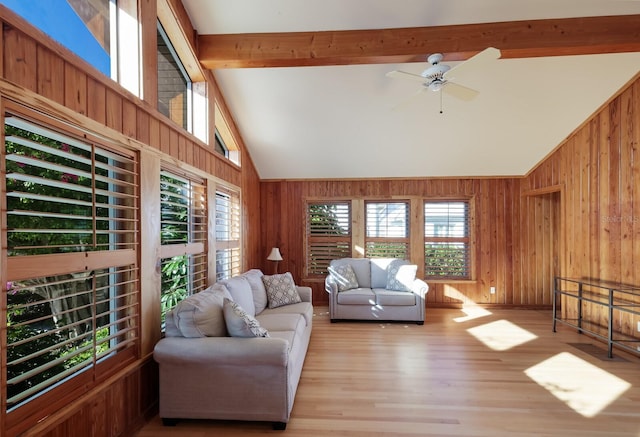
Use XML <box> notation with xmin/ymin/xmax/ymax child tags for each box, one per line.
<box><xmin>135</xmin><ymin>307</ymin><xmax>640</xmax><ymax>437</ymax></box>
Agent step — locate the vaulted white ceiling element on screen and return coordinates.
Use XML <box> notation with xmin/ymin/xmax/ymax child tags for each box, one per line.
<box><xmin>182</xmin><ymin>0</ymin><xmax>640</xmax><ymax>179</ymax></box>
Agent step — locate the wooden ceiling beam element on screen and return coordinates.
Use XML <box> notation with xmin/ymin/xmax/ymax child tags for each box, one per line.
<box><xmin>197</xmin><ymin>14</ymin><xmax>640</xmax><ymax>69</ymax></box>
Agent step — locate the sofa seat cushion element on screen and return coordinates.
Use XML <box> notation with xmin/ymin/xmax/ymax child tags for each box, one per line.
<box><xmin>268</xmin><ymin>330</ymin><xmax>296</xmax><ymax>352</ymax></box>
<box><xmin>336</xmin><ymin>288</ymin><xmax>376</xmax><ymax>305</ymax></box>
<box><xmin>257</xmin><ymin>313</ymin><xmax>305</xmax><ymax>334</ymax></box>
<box><xmin>373</xmin><ymin>288</ymin><xmax>417</xmax><ymax>306</ymax></box>
<box><xmin>259</xmin><ymin>301</ymin><xmax>313</xmax><ymax>326</ymax></box>
<box><xmin>258</xmin><ymin>313</ymin><xmax>307</xmax><ymax>353</ymax></box>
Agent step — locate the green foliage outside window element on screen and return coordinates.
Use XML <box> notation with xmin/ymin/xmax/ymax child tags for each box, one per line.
<box><xmin>424</xmin><ymin>243</ymin><xmax>469</xmax><ymax>277</ymax></box>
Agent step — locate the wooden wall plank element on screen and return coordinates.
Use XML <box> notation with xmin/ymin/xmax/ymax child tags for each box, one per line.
<box><xmin>63</xmin><ymin>62</ymin><xmax>87</xmax><ymax>116</ymax></box>
<box><xmin>122</xmin><ymin>100</ymin><xmax>137</xmax><ymax>138</ymax></box>
<box><xmin>86</xmin><ymin>77</ymin><xmax>107</xmax><ymax>125</ymax></box>
<box><xmin>3</xmin><ymin>24</ymin><xmax>36</xmax><ymax>90</ymax></box>
<box><xmin>36</xmin><ymin>46</ymin><xmax>64</xmax><ymax>104</ymax></box>
<box><xmin>105</xmin><ymin>88</ymin><xmax>123</xmax><ymax>132</ymax></box>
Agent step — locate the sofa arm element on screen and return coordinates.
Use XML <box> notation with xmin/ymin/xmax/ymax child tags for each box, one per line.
<box><xmin>296</xmin><ymin>285</ymin><xmax>312</xmax><ymax>303</ymax></box>
<box><xmin>154</xmin><ymin>336</ymin><xmax>289</xmax><ymax>367</ymax></box>
<box><xmin>325</xmin><ymin>275</ymin><xmax>338</xmax><ymax>294</ymax></box>
<box><xmin>411</xmin><ymin>278</ymin><xmax>429</xmax><ymax>297</ymax></box>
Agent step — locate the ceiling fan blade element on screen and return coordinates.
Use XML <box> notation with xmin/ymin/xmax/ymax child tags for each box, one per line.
<box><xmin>443</xmin><ymin>81</ymin><xmax>479</xmax><ymax>101</ymax></box>
<box><xmin>386</xmin><ymin>70</ymin><xmax>427</xmax><ymax>83</ymax></box>
<box><xmin>444</xmin><ymin>47</ymin><xmax>501</xmax><ymax>79</ymax></box>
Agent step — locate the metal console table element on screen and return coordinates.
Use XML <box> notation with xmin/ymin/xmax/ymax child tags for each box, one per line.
<box><xmin>553</xmin><ymin>277</ymin><xmax>640</xmax><ymax>358</ymax></box>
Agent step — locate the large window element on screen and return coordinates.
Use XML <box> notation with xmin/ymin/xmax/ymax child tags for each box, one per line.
<box><xmin>1</xmin><ymin>0</ymin><xmax>142</xmax><ymax>95</ymax></box>
<box><xmin>4</xmin><ymin>112</ymin><xmax>139</xmax><ymax>416</ymax></box>
<box><xmin>306</xmin><ymin>202</ymin><xmax>351</xmax><ymax>276</ymax></box>
<box><xmin>214</xmin><ymin>128</ymin><xmax>229</xmax><ymax>158</ymax></box>
<box><xmin>215</xmin><ymin>188</ymin><xmax>241</xmax><ymax>281</ymax></box>
<box><xmin>213</xmin><ymin>102</ymin><xmax>240</xmax><ymax>165</ymax></box>
<box><xmin>0</xmin><ymin>0</ymin><xmax>112</xmax><ymax>76</ymax></box>
<box><xmin>157</xmin><ymin>22</ymin><xmax>191</xmax><ymax>131</ymax></box>
<box><xmin>159</xmin><ymin>169</ymin><xmax>207</xmax><ymax>322</ymax></box>
<box><xmin>365</xmin><ymin>201</ymin><xmax>409</xmax><ymax>258</ymax></box>
<box><xmin>424</xmin><ymin>201</ymin><xmax>471</xmax><ymax>279</ymax></box>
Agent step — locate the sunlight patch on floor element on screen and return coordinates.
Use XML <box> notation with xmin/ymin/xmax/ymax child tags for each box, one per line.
<box><xmin>524</xmin><ymin>352</ymin><xmax>631</xmax><ymax>418</ymax></box>
<box><xmin>467</xmin><ymin>319</ymin><xmax>538</xmax><ymax>351</ymax></box>
<box><xmin>453</xmin><ymin>305</ymin><xmax>492</xmax><ymax>323</ymax></box>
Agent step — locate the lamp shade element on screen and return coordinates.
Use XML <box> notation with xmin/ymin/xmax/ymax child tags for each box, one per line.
<box><xmin>267</xmin><ymin>247</ymin><xmax>283</xmax><ymax>262</ymax></box>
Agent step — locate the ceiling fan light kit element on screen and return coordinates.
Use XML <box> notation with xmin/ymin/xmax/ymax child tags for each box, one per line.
<box><xmin>387</xmin><ymin>47</ymin><xmax>502</xmax><ymax>108</ymax></box>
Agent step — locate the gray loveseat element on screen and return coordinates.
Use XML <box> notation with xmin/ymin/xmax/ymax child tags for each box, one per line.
<box><xmin>325</xmin><ymin>258</ymin><xmax>428</xmax><ymax>324</ymax></box>
<box><xmin>153</xmin><ymin>269</ymin><xmax>312</xmax><ymax>430</ymax></box>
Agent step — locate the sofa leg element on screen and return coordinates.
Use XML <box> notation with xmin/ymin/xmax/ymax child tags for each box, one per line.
<box><xmin>416</xmin><ymin>321</ymin><xmax>424</xmax><ymax>325</ymax></box>
<box><xmin>330</xmin><ymin>319</ymin><xmax>337</xmax><ymax>323</ymax></box>
<box><xmin>272</xmin><ymin>422</ymin><xmax>287</xmax><ymax>430</ymax></box>
<box><xmin>162</xmin><ymin>418</ymin><xmax>179</xmax><ymax>426</ymax></box>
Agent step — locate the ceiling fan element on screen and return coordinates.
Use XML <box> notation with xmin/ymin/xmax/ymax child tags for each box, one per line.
<box><xmin>386</xmin><ymin>47</ymin><xmax>501</xmax><ymax>106</ymax></box>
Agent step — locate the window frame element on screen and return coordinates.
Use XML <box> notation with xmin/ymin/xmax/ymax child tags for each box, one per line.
<box><xmin>364</xmin><ymin>200</ymin><xmax>410</xmax><ymax>259</ymax></box>
<box><xmin>155</xmin><ymin>7</ymin><xmax>209</xmax><ymax>143</ymax></box>
<box><xmin>213</xmin><ymin>102</ymin><xmax>240</xmax><ymax>165</ymax></box>
<box><xmin>157</xmin><ymin>21</ymin><xmax>193</xmax><ymax>132</ymax></box>
<box><xmin>214</xmin><ymin>186</ymin><xmax>241</xmax><ymax>282</ymax></box>
<box><xmin>305</xmin><ymin>201</ymin><xmax>352</xmax><ymax>277</ymax></box>
<box><xmin>159</xmin><ymin>166</ymin><xmax>208</xmax><ymax>324</ymax></box>
<box><xmin>423</xmin><ymin>199</ymin><xmax>473</xmax><ymax>280</ymax></box>
<box><xmin>2</xmin><ymin>103</ymin><xmax>140</xmax><ymax>428</ymax></box>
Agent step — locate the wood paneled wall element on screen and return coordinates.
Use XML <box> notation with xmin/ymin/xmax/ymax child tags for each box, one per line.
<box><xmin>260</xmin><ymin>178</ymin><xmax>529</xmax><ymax>307</ymax></box>
<box><xmin>523</xmin><ymin>74</ymin><xmax>640</xmax><ymax>338</ymax></box>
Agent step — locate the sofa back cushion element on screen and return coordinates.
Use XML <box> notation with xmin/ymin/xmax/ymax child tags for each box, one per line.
<box><xmin>168</xmin><ymin>283</ymin><xmax>232</xmax><ymax>338</ymax></box>
<box><xmin>370</xmin><ymin>258</ymin><xmax>400</xmax><ymax>288</ymax></box>
<box><xmin>219</xmin><ymin>275</ymin><xmax>256</xmax><ymax>316</ymax></box>
<box><xmin>241</xmin><ymin>269</ymin><xmax>268</xmax><ymax>314</ymax></box>
<box><xmin>330</xmin><ymin>258</ymin><xmax>371</xmax><ymax>288</ymax></box>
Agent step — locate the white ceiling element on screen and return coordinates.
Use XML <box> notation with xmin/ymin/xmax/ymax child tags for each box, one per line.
<box><xmin>182</xmin><ymin>0</ymin><xmax>640</xmax><ymax>180</ymax></box>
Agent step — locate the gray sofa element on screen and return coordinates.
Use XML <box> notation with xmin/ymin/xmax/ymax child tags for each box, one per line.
<box><xmin>153</xmin><ymin>269</ymin><xmax>312</xmax><ymax>430</ymax></box>
<box><xmin>325</xmin><ymin>258</ymin><xmax>428</xmax><ymax>324</ymax></box>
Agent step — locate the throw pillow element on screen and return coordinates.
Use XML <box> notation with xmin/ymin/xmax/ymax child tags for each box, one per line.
<box><xmin>386</xmin><ymin>261</ymin><xmax>417</xmax><ymax>292</ymax></box>
<box><xmin>262</xmin><ymin>272</ymin><xmax>302</xmax><ymax>309</ymax></box>
<box><xmin>328</xmin><ymin>263</ymin><xmax>359</xmax><ymax>291</ymax></box>
<box><xmin>223</xmin><ymin>298</ymin><xmax>269</xmax><ymax>338</ymax></box>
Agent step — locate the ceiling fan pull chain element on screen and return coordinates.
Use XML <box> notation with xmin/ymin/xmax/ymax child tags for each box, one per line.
<box><xmin>440</xmin><ymin>90</ymin><xmax>443</xmax><ymax>114</ymax></box>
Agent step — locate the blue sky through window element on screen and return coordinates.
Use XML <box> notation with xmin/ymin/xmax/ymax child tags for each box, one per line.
<box><xmin>0</xmin><ymin>0</ymin><xmax>110</xmax><ymax>76</ymax></box>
